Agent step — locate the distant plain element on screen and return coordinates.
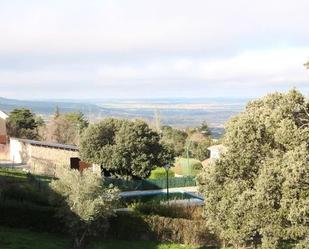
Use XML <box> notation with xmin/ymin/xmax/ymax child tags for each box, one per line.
<box><xmin>0</xmin><ymin>97</ymin><xmax>249</xmax><ymax>138</ymax></box>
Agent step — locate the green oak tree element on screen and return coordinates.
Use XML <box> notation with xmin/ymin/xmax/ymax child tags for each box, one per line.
<box><xmin>198</xmin><ymin>89</ymin><xmax>309</xmax><ymax>248</ymax></box>
<box><xmin>189</xmin><ymin>139</ymin><xmax>212</xmax><ymax>161</ymax></box>
<box><xmin>6</xmin><ymin>108</ymin><xmax>43</xmax><ymax>139</ymax></box>
<box><xmin>160</xmin><ymin>125</ymin><xmax>188</xmax><ymax>156</ymax></box>
<box><xmin>185</xmin><ymin>123</ymin><xmax>212</xmax><ymax>161</ymax></box>
<box><xmin>79</xmin><ymin>118</ymin><xmax>174</xmax><ymax>179</ymax></box>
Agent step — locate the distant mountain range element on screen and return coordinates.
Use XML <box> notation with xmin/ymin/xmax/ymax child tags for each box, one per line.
<box><xmin>0</xmin><ymin>97</ymin><xmax>103</xmax><ymax>115</ymax></box>
<box><xmin>0</xmin><ymin>96</ymin><xmax>249</xmax><ymax>138</ymax></box>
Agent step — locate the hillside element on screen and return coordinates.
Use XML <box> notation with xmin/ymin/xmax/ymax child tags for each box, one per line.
<box><xmin>0</xmin><ymin>97</ymin><xmax>104</xmax><ymax>115</ymax></box>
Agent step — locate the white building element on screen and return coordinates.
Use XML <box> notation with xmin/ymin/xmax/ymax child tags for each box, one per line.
<box><xmin>0</xmin><ymin>110</ymin><xmax>8</xmax><ymax>144</ymax></box>
<box><xmin>202</xmin><ymin>144</ymin><xmax>227</xmax><ymax>167</ymax></box>
<box><xmin>207</xmin><ymin>145</ymin><xmax>226</xmax><ymax>159</ymax></box>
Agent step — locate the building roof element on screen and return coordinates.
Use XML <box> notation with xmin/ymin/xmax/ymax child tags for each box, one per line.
<box><xmin>0</xmin><ymin>110</ymin><xmax>8</xmax><ymax>120</ymax></box>
<box><xmin>10</xmin><ymin>137</ymin><xmax>79</xmax><ymax>151</ymax></box>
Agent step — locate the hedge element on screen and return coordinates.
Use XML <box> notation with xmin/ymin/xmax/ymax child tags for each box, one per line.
<box><xmin>104</xmin><ymin>176</ymin><xmax>196</xmax><ymax>191</ymax></box>
<box><xmin>131</xmin><ymin>202</ymin><xmax>203</xmax><ymax>219</ymax></box>
<box><xmin>106</xmin><ymin>211</ymin><xmax>218</xmax><ymax>247</ymax></box>
<box><xmin>148</xmin><ymin>167</ymin><xmax>175</xmax><ymax>179</ymax></box>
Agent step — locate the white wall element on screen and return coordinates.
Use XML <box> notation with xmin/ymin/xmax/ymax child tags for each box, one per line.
<box><xmin>209</xmin><ymin>148</ymin><xmax>220</xmax><ymax>159</ymax></box>
<box><xmin>0</xmin><ymin>110</ymin><xmax>8</xmax><ymax>120</ymax></box>
<box><xmin>9</xmin><ymin>138</ymin><xmax>29</xmax><ymax>164</ymax></box>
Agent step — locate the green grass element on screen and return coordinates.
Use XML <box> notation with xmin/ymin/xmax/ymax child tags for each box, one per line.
<box><xmin>0</xmin><ymin>226</ymin><xmax>205</xmax><ymax>249</ymax></box>
<box><xmin>123</xmin><ymin>192</ymin><xmax>196</xmax><ymax>205</ymax></box>
<box><xmin>0</xmin><ymin>168</ymin><xmax>28</xmax><ymax>180</ymax></box>
<box><xmin>0</xmin><ymin>226</ymin><xmax>70</xmax><ymax>249</ymax></box>
<box><xmin>91</xmin><ymin>240</ymin><xmax>202</xmax><ymax>249</ymax></box>
<box><xmin>0</xmin><ymin>168</ymin><xmax>51</xmax><ymax>206</ymax></box>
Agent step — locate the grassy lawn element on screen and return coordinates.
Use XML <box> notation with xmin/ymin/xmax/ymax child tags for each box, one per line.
<box><xmin>0</xmin><ymin>168</ymin><xmax>28</xmax><ymax>180</ymax></box>
<box><xmin>0</xmin><ymin>226</ymin><xmax>70</xmax><ymax>249</ymax></box>
<box><xmin>0</xmin><ymin>226</ymin><xmax>205</xmax><ymax>249</ymax></box>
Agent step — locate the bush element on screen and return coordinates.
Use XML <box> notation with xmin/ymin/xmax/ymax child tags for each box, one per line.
<box><xmin>131</xmin><ymin>202</ymin><xmax>203</xmax><ymax>220</ymax></box>
<box><xmin>148</xmin><ymin>167</ymin><xmax>175</xmax><ymax>179</ymax></box>
<box><xmin>106</xmin><ymin>211</ymin><xmax>218</xmax><ymax>246</ymax></box>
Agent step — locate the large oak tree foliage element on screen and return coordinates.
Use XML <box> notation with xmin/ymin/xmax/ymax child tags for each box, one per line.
<box><xmin>7</xmin><ymin>108</ymin><xmax>43</xmax><ymax>139</ymax></box>
<box><xmin>198</xmin><ymin>90</ymin><xmax>309</xmax><ymax>248</ymax></box>
<box><xmin>79</xmin><ymin>118</ymin><xmax>174</xmax><ymax>179</ymax></box>
<box><xmin>160</xmin><ymin>125</ymin><xmax>188</xmax><ymax>156</ymax></box>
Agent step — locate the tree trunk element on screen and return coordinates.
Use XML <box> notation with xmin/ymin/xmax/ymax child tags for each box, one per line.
<box><xmin>73</xmin><ymin>231</ymin><xmax>87</xmax><ymax>249</ymax></box>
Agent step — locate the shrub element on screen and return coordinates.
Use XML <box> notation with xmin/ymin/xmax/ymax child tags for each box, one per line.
<box><xmin>49</xmin><ymin>168</ymin><xmax>120</xmax><ymax>249</ymax></box>
<box><xmin>148</xmin><ymin>167</ymin><xmax>175</xmax><ymax>179</ymax></box>
<box><xmin>106</xmin><ymin>211</ymin><xmax>218</xmax><ymax>247</ymax></box>
<box><xmin>131</xmin><ymin>202</ymin><xmax>203</xmax><ymax>220</ymax></box>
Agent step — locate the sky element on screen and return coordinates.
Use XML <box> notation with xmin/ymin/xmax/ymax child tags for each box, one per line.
<box><xmin>0</xmin><ymin>0</ymin><xmax>309</xmax><ymax>100</ymax></box>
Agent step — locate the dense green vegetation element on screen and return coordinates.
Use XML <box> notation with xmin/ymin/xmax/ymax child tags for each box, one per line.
<box><xmin>199</xmin><ymin>90</ymin><xmax>309</xmax><ymax>248</ymax></box>
<box><xmin>160</xmin><ymin>124</ymin><xmax>212</xmax><ymax>162</ymax></box>
<box><xmin>79</xmin><ymin>118</ymin><xmax>174</xmax><ymax>179</ymax></box>
<box><xmin>0</xmin><ymin>168</ymin><xmax>210</xmax><ymax>247</ymax></box>
<box><xmin>2</xmin><ymin>90</ymin><xmax>308</xmax><ymax>249</ymax></box>
<box><xmin>6</xmin><ymin>108</ymin><xmax>43</xmax><ymax>139</ymax></box>
<box><xmin>160</xmin><ymin>125</ymin><xmax>188</xmax><ymax>156</ymax></box>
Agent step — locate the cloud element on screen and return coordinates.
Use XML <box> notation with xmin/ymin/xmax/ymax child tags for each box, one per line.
<box><xmin>1</xmin><ymin>47</ymin><xmax>308</xmax><ymax>98</ymax></box>
<box><xmin>0</xmin><ymin>0</ymin><xmax>309</xmax><ymax>54</ymax></box>
<box><xmin>0</xmin><ymin>0</ymin><xmax>309</xmax><ymax>98</ymax></box>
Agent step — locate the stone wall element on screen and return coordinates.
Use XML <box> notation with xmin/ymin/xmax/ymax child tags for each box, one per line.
<box><xmin>28</xmin><ymin>145</ymin><xmax>79</xmax><ymax>176</ymax></box>
<box><xmin>10</xmin><ymin>138</ymin><xmax>79</xmax><ymax>176</ymax></box>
